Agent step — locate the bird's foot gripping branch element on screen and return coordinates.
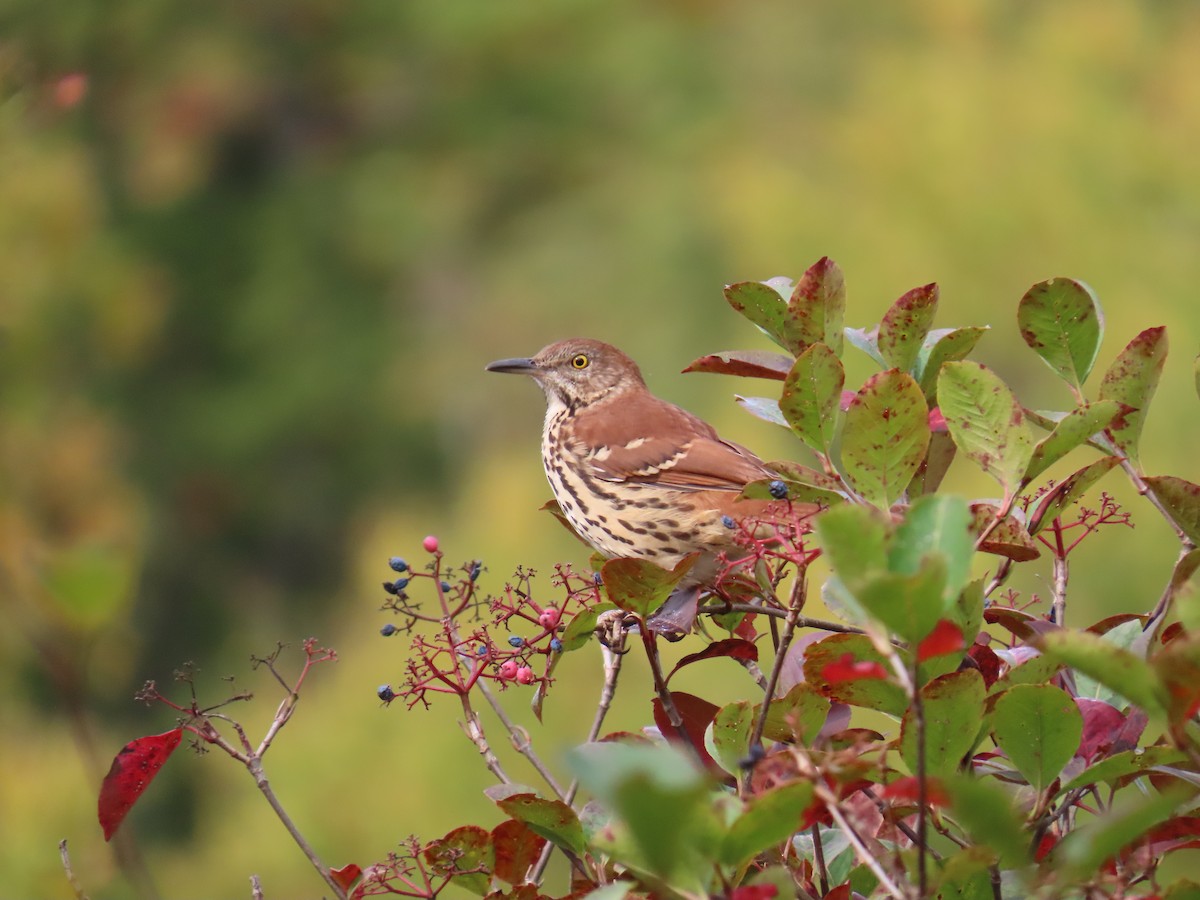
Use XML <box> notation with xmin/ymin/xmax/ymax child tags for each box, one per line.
<box><xmin>96</xmin><ymin>259</ymin><xmax>1200</xmax><ymax>899</ymax></box>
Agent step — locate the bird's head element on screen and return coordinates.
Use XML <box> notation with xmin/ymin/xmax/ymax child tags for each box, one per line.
<box><xmin>486</xmin><ymin>339</ymin><xmax>646</xmax><ymax>409</ymax></box>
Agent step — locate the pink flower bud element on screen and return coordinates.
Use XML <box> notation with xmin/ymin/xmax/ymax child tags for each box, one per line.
<box><xmin>538</xmin><ymin>607</ymin><xmax>561</xmax><ymax>629</ymax></box>
<box><xmin>515</xmin><ymin>666</ymin><xmax>535</xmax><ymax>685</ymax></box>
<box><xmin>497</xmin><ymin>660</ymin><xmax>519</xmax><ymax>680</ymax></box>
<box><xmin>422</xmin><ymin>535</ymin><xmax>439</xmax><ymax>553</ymax></box>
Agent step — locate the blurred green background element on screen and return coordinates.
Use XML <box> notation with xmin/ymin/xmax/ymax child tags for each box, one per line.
<box><xmin>3</xmin><ymin>0</ymin><xmax>1200</xmax><ymax>896</ymax></box>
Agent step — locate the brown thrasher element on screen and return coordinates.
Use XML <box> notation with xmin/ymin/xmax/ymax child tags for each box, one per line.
<box><xmin>487</xmin><ymin>338</ymin><xmax>812</xmax><ymax>586</ymax></box>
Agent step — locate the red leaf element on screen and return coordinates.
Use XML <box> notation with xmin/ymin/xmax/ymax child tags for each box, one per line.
<box><xmin>729</xmin><ymin>885</ymin><xmax>779</xmax><ymax>899</ymax></box>
<box><xmin>651</xmin><ymin>691</ymin><xmax>720</xmax><ymax>773</ymax></box>
<box><xmin>823</xmin><ymin>887</ymin><xmax>851</xmax><ymax>900</ymax></box>
<box><xmin>682</xmin><ymin>350</ymin><xmax>793</xmax><ymax>380</ymax></box>
<box><xmin>880</xmin><ymin>775</ymin><xmax>950</xmax><ymax>807</ymax></box>
<box><xmin>1161</xmin><ymin>622</ymin><xmax>1186</xmax><ymax>645</ymax></box>
<box><xmin>821</xmin><ymin>653</ymin><xmax>887</xmax><ymax>683</ymax></box>
<box><xmin>667</xmin><ymin>638</ymin><xmax>758</xmax><ymax>682</ymax></box>
<box><xmin>98</xmin><ymin>728</ymin><xmax>183</xmax><ymax>840</ymax></box>
<box><xmin>491</xmin><ymin>819</ymin><xmax>546</xmax><ymax>886</ymax></box>
<box><xmin>330</xmin><ymin>864</ymin><xmax>362</xmax><ymax>891</ymax></box>
<box><xmin>917</xmin><ymin>620</ymin><xmax>964</xmax><ymax>662</ymax></box>
<box><xmin>1034</xmin><ymin>832</ymin><xmax>1058</xmax><ymax>862</ymax></box>
<box><xmin>967</xmin><ymin>642</ymin><xmax>1003</xmax><ymax>688</ymax></box>
<box><xmin>734</xmin><ymin>613</ymin><xmax>758</xmax><ymax>642</ymax></box>
<box><xmin>1075</xmin><ymin>699</ymin><xmax>1127</xmax><ymax>761</ymax></box>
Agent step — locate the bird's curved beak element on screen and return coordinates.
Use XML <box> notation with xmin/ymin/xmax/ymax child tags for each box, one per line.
<box><xmin>486</xmin><ymin>356</ymin><xmax>537</xmax><ymax>374</ymax></box>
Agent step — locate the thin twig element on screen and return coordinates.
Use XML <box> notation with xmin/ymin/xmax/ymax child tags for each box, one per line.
<box><xmin>476</xmin><ymin>679</ymin><xmax>565</xmax><ymax>799</ymax></box>
<box><xmin>250</xmin><ymin>875</ymin><xmax>264</xmax><ymax>900</ymax></box>
<box><xmin>697</xmin><ymin>603</ymin><xmax>863</xmax><ymax>634</ymax></box>
<box><xmin>814</xmin><ymin>782</ymin><xmax>910</xmax><ymax>900</ymax></box>
<box><xmin>59</xmin><ymin>840</ymin><xmax>91</xmax><ymax>900</ymax></box>
<box><xmin>749</xmin><ymin>572</ymin><xmax>807</xmax><ymax>751</ymax></box>
<box><xmin>641</xmin><ymin>629</ymin><xmax>695</xmax><ymax>754</ymax></box>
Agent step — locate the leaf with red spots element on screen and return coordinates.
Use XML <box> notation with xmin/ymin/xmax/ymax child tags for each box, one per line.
<box><xmin>780</xmin><ymin>343</ymin><xmax>845</xmax><ymax>454</ymax></box>
<box><xmin>802</xmin><ymin>636</ymin><xmax>906</xmax><ymax>716</ymax></box>
<box><xmin>601</xmin><ymin>554</ymin><xmax>698</xmax><ymax>619</ymax></box>
<box><xmin>493</xmin><ymin>794</ymin><xmax>585</xmax><ymax>856</ymax></box>
<box><xmin>970</xmin><ymin>502</ymin><xmax>1040</xmax><ymax>561</ymax></box>
<box><xmin>667</xmin><ymin>638</ymin><xmax>758</xmax><ymax>683</ymax></box>
<box><xmin>841</xmin><ymin>369</ymin><xmax>930</xmax><ymax>509</ymax></box>
<box><xmin>1025</xmin><ymin>400</ymin><xmax>1125</xmax><ymax>481</ymax></box>
<box><xmin>881</xmin><ymin>775</ymin><xmax>951</xmax><ymax>807</ymax></box>
<box><xmin>789</xmin><ymin>256</ymin><xmax>846</xmax><ymax>354</ymax></box>
<box><xmin>1018</xmin><ymin>278</ymin><xmax>1105</xmax><ymax>391</ymax></box>
<box><xmin>878</xmin><ymin>282</ymin><xmax>939</xmax><ymax>374</ymax></box>
<box><xmin>900</xmin><ymin>669</ymin><xmax>985</xmax><ymax>777</ymax></box>
<box><xmin>98</xmin><ymin>728</ymin><xmax>183</xmax><ymax>840</ymax></box>
<box><xmin>821</xmin><ymin>652</ymin><xmax>888</xmax><ymax>683</ymax></box>
<box><xmin>424</xmin><ymin>825</ymin><xmax>492</xmax><ymax>893</ymax></box>
<box><xmin>491</xmin><ymin>819</ymin><xmax>547</xmax><ymax>885</ymax></box>
<box><xmin>938</xmin><ymin>361</ymin><xmax>1033</xmax><ymax>496</ymax></box>
<box><xmin>1099</xmin><ymin>325</ymin><xmax>1168</xmax><ymax>466</ymax></box>
<box><xmin>724</xmin><ymin>281</ymin><xmax>807</xmax><ymax>355</ymax></box>
<box><xmin>1028</xmin><ymin>456</ymin><xmax>1122</xmax><ymax>535</ymax></box>
<box><xmin>682</xmin><ymin>349</ymin><xmax>794</xmax><ymax>380</ymax></box>
<box><xmin>918</xmin><ymin>620</ymin><xmax>965</xmax><ymax>662</ymax></box>
<box><xmin>992</xmin><ymin>684</ymin><xmax>1082</xmax><ymax>794</ymax></box>
<box><xmin>917</xmin><ymin>325</ymin><xmax>990</xmax><ymax>402</ymax></box>
<box><xmin>1144</xmin><ymin>475</ymin><xmax>1200</xmax><ymax>546</ymax></box>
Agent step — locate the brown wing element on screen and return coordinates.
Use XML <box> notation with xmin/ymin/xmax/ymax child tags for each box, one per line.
<box><xmin>566</xmin><ymin>391</ymin><xmax>775</xmax><ymax>492</ymax></box>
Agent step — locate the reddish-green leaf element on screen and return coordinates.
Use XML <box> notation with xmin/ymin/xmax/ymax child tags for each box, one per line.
<box><xmin>1144</xmin><ymin>475</ymin><xmax>1200</xmax><ymax>546</ymax></box>
<box><xmin>495</xmin><ymin>794</ymin><xmax>586</xmax><ymax>856</ymax></box>
<box><xmin>682</xmin><ymin>350</ymin><xmax>793</xmax><ymax>380</ymax></box>
<box><xmin>1025</xmin><ymin>401</ymin><xmax>1124</xmax><ymax>481</ymax></box>
<box><xmin>780</xmin><ymin>343</ymin><xmax>844</xmax><ymax>453</ymax></box>
<box><xmin>803</xmin><ymin>633</ymin><xmax>907</xmax><ymax>716</ymax></box>
<box><xmin>1038</xmin><ymin>630</ymin><xmax>1166</xmax><ymax>716</ymax></box>
<box><xmin>330</xmin><ymin>864</ymin><xmax>362</xmax><ymax>891</ymax></box>
<box><xmin>755</xmin><ymin>682</ymin><xmax>830</xmax><ymax>743</ymax></box>
<box><xmin>917</xmin><ymin>326</ymin><xmax>990</xmax><ymax>402</ymax></box>
<box><xmin>491</xmin><ymin>819</ymin><xmax>547</xmax><ymax>886</ymax></box>
<box><xmin>725</xmin><ymin>281</ymin><xmax>805</xmax><ymax>354</ymax></box>
<box><xmin>878</xmin><ymin>282</ymin><xmax>939</xmax><ymax>374</ymax></box>
<box><xmin>900</xmin><ymin>669</ymin><xmax>985</xmax><ymax>778</ymax></box>
<box><xmin>1027</xmin><ymin>456</ymin><xmax>1122</xmax><ymax>534</ymax></box>
<box><xmin>992</xmin><ymin>684</ymin><xmax>1082</xmax><ymax>794</ymax></box>
<box><xmin>789</xmin><ymin>256</ymin><xmax>846</xmax><ymax>354</ymax></box>
<box><xmin>709</xmin><ymin>700</ymin><xmax>756</xmax><ymax>776</ymax></box>
<box><xmin>1061</xmin><ymin>746</ymin><xmax>1190</xmax><ymax>793</ymax></box>
<box><xmin>425</xmin><ymin>825</ymin><xmax>493</xmax><ymax>893</ymax></box>
<box><xmin>970</xmin><ymin>503</ymin><xmax>1040</xmax><ymax>562</ymax></box>
<box><xmin>601</xmin><ymin>555</ymin><xmax>697</xmax><ymax>619</ymax></box>
<box><xmin>1018</xmin><ymin>278</ymin><xmax>1105</xmax><ymax>391</ymax></box>
<box><xmin>98</xmin><ymin>728</ymin><xmax>183</xmax><ymax>841</ymax></box>
<box><xmin>938</xmin><ymin>361</ymin><xmax>1033</xmax><ymax>495</ymax></box>
<box><xmin>718</xmin><ymin>782</ymin><xmax>816</xmax><ymax>869</ymax></box>
<box><xmin>668</xmin><ymin>638</ymin><xmax>758</xmax><ymax>683</ymax></box>
<box><xmin>1099</xmin><ymin>326</ymin><xmax>1168</xmax><ymax>466</ymax></box>
<box><xmin>841</xmin><ymin>369</ymin><xmax>930</xmax><ymax>509</ymax></box>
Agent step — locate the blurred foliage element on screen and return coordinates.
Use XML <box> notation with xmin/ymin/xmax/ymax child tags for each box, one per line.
<box><xmin>1</xmin><ymin>0</ymin><xmax>1200</xmax><ymax>896</ymax></box>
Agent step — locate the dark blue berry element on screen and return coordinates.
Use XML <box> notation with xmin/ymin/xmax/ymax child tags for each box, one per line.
<box><xmin>377</xmin><ymin>685</ymin><xmax>396</xmax><ymax>703</ymax></box>
<box><xmin>469</xmin><ymin>561</ymin><xmax>482</xmax><ymax>581</ymax></box>
<box><xmin>382</xmin><ymin>580</ymin><xmax>398</xmax><ymax>595</ymax></box>
<box><xmin>440</xmin><ymin>581</ymin><xmax>452</xmax><ymax>592</ymax></box>
<box><xmin>393</xmin><ymin>577</ymin><xmax>410</xmax><ymax>592</ymax></box>
<box><xmin>722</xmin><ymin>515</ymin><xmax>736</xmax><ymax>529</ymax></box>
<box><xmin>593</xmin><ymin>571</ymin><xmax>603</xmax><ymax>585</ymax></box>
<box><xmin>768</xmin><ymin>479</ymin><xmax>789</xmax><ymax>500</ymax></box>
<box><xmin>550</xmin><ymin>638</ymin><xmax>563</xmax><ymax>652</ymax></box>
<box><xmin>380</xmin><ymin>623</ymin><xmax>398</xmax><ymax>637</ymax></box>
<box><xmin>389</xmin><ymin>557</ymin><xmax>409</xmax><ymax>573</ymax></box>
<box><xmin>477</xmin><ymin>645</ymin><xmax>488</xmax><ymax>656</ymax></box>
<box><xmin>508</xmin><ymin>636</ymin><xmax>525</xmax><ymax>648</ymax></box>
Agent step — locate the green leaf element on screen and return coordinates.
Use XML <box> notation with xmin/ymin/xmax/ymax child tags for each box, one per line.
<box><xmin>560</xmin><ymin>603</ymin><xmax>614</xmax><ymax>652</ymax></box>
<box><xmin>802</xmin><ymin>633</ymin><xmax>908</xmax><ymax>716</ymax></box>
<box><xmin>1053</xmin><ymin>786</ymin><xmax>1191</xmax><ymax>880</ymax></box>
<box><xmin>937</xmin><ymin>361</ymin><xmax>1034</xmax><ymax>495</ymax></box>
<box><xmin>1060</xmin><ymin>746</ymin><xmax>1190</xmax><ymax>793</ymax></box>
<box><xmin>1098</xmin><ymin>325</ymin><xmax>1168</xmax><ymax>466</ymax></box>
<box><xmin>857</xmin><ymin>560</ymin><xmax>948</xmax><ymax>644</ymax></box>
<box><xmin>1144</xmin><ymin>475</ymin><xmax>1200</xmax><ymax>545</ymax></box>
<box><xmin>943</xmin><ymin>774</ymin><xmax>1031</xmax><ymax>867</ymax></box>
<box><xmin>878</xmin><ymin>282</ymin><xmax>939</xmax><ymax>374</ymax></box>
<box><xmin>718</xmin><ymin>782</ymin><xmax>815</xmax><ymax>869</ymax></box>
<box><xmin>1037</xmin><ymin>629</ymin><xmax>1166</xmax><ymax>716</ymax></box>
<box><xmin>814</xmin><ymin>504</ymin><xmax>890</xmax><ymax>592</ymax></box>
<box><xmin>780</xmin><ymin>343</ymin><xmax>844</xmax><ymax>453</ymax></box>
<box><xmin>900</xmin><ymin>669</ymin><xmax>986</xmax><ymax>777</ymax></box>
<box><xmin>601</xmin><ymin>555</ymin><xmax>698</xmax><ymax>619</ymax></box>
<box><xmin>494</xmin><ymin>794</ymin><xmax>586</xmax><ymax>856</ymax></box>
<box><xmin>789</xmin><ymin>256</ymin><xmax>846</xmax><ymax>354</ymax></box>
<box><xmin>755</xmin><ymin>682</ymin><xmax>830</xmax><ymax>743</ymax></box>
<box><xmin>724</xmin><ymin>281</ymin><xmax>805</xmax><ymax>354</ymax></box>
<box><xmin>1024</xmin><ymin>400</ymin><xmax>1123</xmax><ymax>481</ymax></box>
<box><xmin>425</xmin><ymin>825</ymin><xmax>493</xmax><ymax>895</ymax></box>
<box><xmin>916</xmin><ymin>326</ymin><xmax>989</xmax><ymax>402</ymax></box>
<box><xmin>1027</xmin><ymin>456</ymin><xmax>1122</xmax><ymax>535</ymax></box>
<box><xmin>991</xmin><ymin>684</ymin><xmax>1082</xmax><ymax>793</ymax></box>
<box><xmin>708</xmin><ymin>700</ymin><xmax>755</xmax><ymax>777</ymax></box>
<box><xmin>735</xmin><ymin>395</ymin><xmax>790</xmax><ymax>428</ymax></box>
<box><xmin>1017</xmin><ymin>277</ymin><xmax>1104</xmax><ymax>390</ymax></box>
<box><xmin>841</xmin><ymin>369</ymin><xmax>930</xmax><ymax>509</ymax></box>
<box><xmin>890</xmin><ymin>494</ymin><xmax>974</xmax><ymax>606</ymax></box>
<box><xmin>741</xmin><ymin>478</ymin><xmax>844</xmax><ymax>506</ymax></box>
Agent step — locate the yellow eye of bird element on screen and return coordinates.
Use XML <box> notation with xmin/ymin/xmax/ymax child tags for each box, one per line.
<box><xmin>571</xmin><ymin>354</ymin><xmax>589</xmax><ymax>369</ymax></box>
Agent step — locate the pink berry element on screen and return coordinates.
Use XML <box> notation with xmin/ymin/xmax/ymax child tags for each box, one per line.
<box><xmin>538</xmin><ymin>607</ymin><xmax>561</xmax><ymax>629</ymax></box>
<box><xmin>515</xmin><ymin>666</ymin><xmax>535</xmax><ymax>685</ymax></box>
<box><xmin>498</xmin><ymin>660</ymin><xmax>519</xmax><ymax>680</ymax></box>
<box><xmin>422</xmin><ymin>535</ymin><xmax>439</xmax><ymax>553</ymax></box>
